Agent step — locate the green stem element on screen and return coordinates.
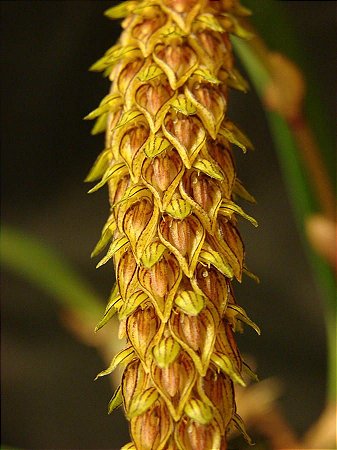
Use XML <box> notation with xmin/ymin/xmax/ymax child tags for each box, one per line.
<box><xmin>232</xmin><ymin>36</ymin><xmax>336</xmax><ymax>401</ymax></box>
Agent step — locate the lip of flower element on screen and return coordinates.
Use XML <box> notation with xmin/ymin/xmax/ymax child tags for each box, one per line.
<box><xmin>86</xmin><ymin>1</ymin><xmax>259</xmax><ymax>448</ymax></box>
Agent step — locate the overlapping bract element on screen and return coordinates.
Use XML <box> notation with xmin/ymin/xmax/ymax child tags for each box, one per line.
<box><xmin>87</xmin><ymin>1</ymin><xmax>259</xmax><ymax>449</ymax></box>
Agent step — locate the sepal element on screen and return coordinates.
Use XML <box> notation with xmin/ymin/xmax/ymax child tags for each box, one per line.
<box><xmin>95</xmin><ymin>346</ymin><xmax>134</xmax><ymax>380</ymax></box>
<box><xmin>84</xmin><ymin>148</ymin><xmax>111</xmax><ymax>183</ymax></box>
<box><xmin>211</xmin><ymin>353</ymin><xmax>246</xmax><ymax>386</ymax></box>
<box><xmin>219</xmin><ymin>201</ymin><xmax>258</xmax><ymax>227</ymax></box>
<box><xmin>227</xmin><ymin>304</ymin><xmax>261</xmax><ymax>335</ymax></box>
<box><xmin>219</xmin><ymin>121</ymin><xmax>254</xmax><ymax>153</ymax></box>
<box><xmin>108</xmin><ymin>385</ymin><xmax>123</xmax><ymax>414</ymax></box>
<box><xmin>96</xmin><ymin>236</ymin><xmax>129</xmax><ymax>268</ymax></box>
<box><xmin>104</xmin><ymin>1</ymin><xmax>137</xmax><ymax>19</ymax></box>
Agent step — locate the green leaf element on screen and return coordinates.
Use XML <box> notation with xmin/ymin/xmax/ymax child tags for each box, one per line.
<box><xmin>194</xmin><ymin>67</ymin><xmax>220</xmax><ymax>84</ymax></box>
<box><xmin>232</xmin><ymin>413</ymin><xmax>254</xmax><ymax>445</ymax></box>
<box><xmin>114</xmin><ymin>110</ymin><xmax>143</xmax><ymax>130</ymax></box>
<box><xmin>227</xmin><ymin>68</ymin><xmax>249</xmax><ymax>93</ymax></box>
<box><xmin>227</xmin><ymin>304</ymin><xmax>261</xmax><ymax>335</ymax></box>
<box><xmin>120</xmin><ymin>444</ymin><xmax>136</xmax><ymax>450</ymax></box>
<box><xmin>0</xmin><ymin>226</ymin><xmax>103</xmax><ymax>323</ymax></box>
<box><xmin>233</xmin><ymin>178</ymin><xmax>256</xmax><ymax>203</ymax></box>
<box><xmin>199</xmin><ymin>246</ymin><xmax>234</xmax><ymax>279</ymax></box>
<box><xmin>90</xmin><ymin>217</ymin><xmax>116</xmax><ymax>258</ymax></box>
<box><xmin>84</xmin><ymin>94</ymin><xmax>121</xmax><ymax>121</ymax></box>
<box><xmin>242</xmin><ymin>361</ymin><xmax>259</xmax><ymax>383</ymax></box>
<box><xmin>243</xmin><ymin>266</ymin><xmax>260</xmax><ymax>284</ymax></box>
<box><xmin>90</xmin><ymin>45</ymin><xmax>140</xmax><ymax>72</ymax></box>
<box><xmin>221</xmin><ymin>13</ymin><xmax>254</xmax><ymax>39</ymax></box>
<box><xmin>94</xmin><ymin>302</ymin><xmax>118</xmax><ymax>332</ymax></box>
<box><xmin>95</xmin><ymin>288</ymin><xmax>122</xmax><ymax>332</ymax></box>
<box><xmin>119</xmin><ymin>291</ymin><xmax>149</xmax><ymax>319</ymax></box>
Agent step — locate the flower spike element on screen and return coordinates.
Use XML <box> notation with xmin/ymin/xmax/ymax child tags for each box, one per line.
<box><xmin>87</xmin><ymin>1</ymin><xmax>258</xmax><ymax>448</ymax></box>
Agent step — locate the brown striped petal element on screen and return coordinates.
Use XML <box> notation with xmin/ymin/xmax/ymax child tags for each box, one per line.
<box><xmin>126</xmin><ymin>305</ymin><xmax>162</xmax><ymax>364</ymax></box>
<box><xmin>163</xmin><ymin>113</ymin><xmax>206</xmax><ymax>168</ymax></box>
<box><xmin>122</xmin><ymin>359</ymin><xmax>148</xmax><ymax>412</ymax></box>
<box><xmin>185</xmin><ymin>84</ymin><xmax>226</xmax><ymax>139</ymax></box>
<box><xmin>180</xmin><ymin>171</ymin><xmax>222</xmax><ymax>233</ymax></box>
<box><xmin>195</xmin><ymin>263</ymin><xmax>230</xmax><ymax>315</ymax></box>
<box><xmin>153</xmin><ymin>43</ymin><xmax>198</xmax><ymax>90</ymax></box>
<box><xmin>123</xmin><ymin>198</ymin><xmax>159</xmax><ymax>261</ymax></box>
<box><xmin>131</xmin><ymin>398</ymin><xmax>173</xmax><ymax>450</ymax></box>
<box><xmin>142</xmin><ymin>148</ymin><xmax>184</xmax><ymax>209</ymax></box>
<box><xmin>131</xmin><ymin>10</ymin><xmax>167</xmax><ymax>56</ymax></box>
<box><xmin>197</xmin><ymin>367</ymin><xmax>235</xmax><ymax>434</ymax></box>
<box><xmin>119</xmin><ymin>122</ymin><xmax>149</xmax><ymax>180</ymax></box>
<box><xmin>135</xmin><ymin>81</ymin><xmax>176</xmax><ymax>132</ymax></box>
<box><xmin>175</xmin><ymin>417</ymin><xmax>221</xmax><ymax>450</ymax></box>
<box><xmin>169</xmin><ymin>306</ymin><xmax>218</xmax><ymax>376</ymax></box>
<box><xmin>117</xmin><ymin>250</ymin><xmax>139</xmax><ymax>302</ymax></box>
<box><xmin>138</xmin><ymin>253</ymin><xmax>182</xmax><ymax>322</ymax></box>
<box><xmin>159</xmin><ymin>215</ymin><xmax>205</xmax><ymax>277</ymax></box>
<box><xmin>151</xmin><ymin>350</ymin><xmax>196</xmax><ymax>421</ymax></box>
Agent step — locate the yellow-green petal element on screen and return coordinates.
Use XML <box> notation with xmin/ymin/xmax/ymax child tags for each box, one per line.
<box><xmin>127</xmin><ymin>387</ymin><xmax>159</xmax><ymax>419</ymax></box>
<box><xmin>175</xmin><ymin>290</ymin><xmax>204</xmax><ymax>316</ymax></box>
<box><xmin>184</xmin><ymin>398</ymin><xmax>213</xmax><ymax>425</ymax></box>
<box><xmin>153</xmin><ymin>335</ymin><xmax>181</xmax><ymax>369</ymax></box>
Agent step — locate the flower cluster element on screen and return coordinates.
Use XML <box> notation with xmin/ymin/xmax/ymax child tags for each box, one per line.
<box><xmin>86</xmin><ymin>1</ymin><xmax>259</xmax><ymax>448</ymax></box>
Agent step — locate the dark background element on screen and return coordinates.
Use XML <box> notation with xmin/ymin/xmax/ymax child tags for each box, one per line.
<box><xmin>1</xmin><ymin>1</ymin><xmax>336</xmax><ymax>449</ymax></box>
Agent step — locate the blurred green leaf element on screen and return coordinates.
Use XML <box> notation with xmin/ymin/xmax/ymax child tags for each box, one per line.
<box><xmin>0</xmin><ymin>225</ymin><xmax>103</xmax><ymax>323</ymax></box>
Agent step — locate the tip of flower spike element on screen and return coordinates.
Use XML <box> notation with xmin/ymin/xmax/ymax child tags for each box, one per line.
<box><xmin>104</xmin><ymin>1</ymin><xmax>137</xmax><ymax>19</ymax></box>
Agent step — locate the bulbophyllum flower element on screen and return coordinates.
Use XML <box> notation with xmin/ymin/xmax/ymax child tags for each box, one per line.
<box><xmin>86</xmin><ymin>1</ymin><xmax>260</xmax><ymax>448</ymax></box>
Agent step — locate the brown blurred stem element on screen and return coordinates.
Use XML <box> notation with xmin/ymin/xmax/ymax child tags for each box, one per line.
<box><xmin>287</xmin><ymin>115</ymin><xmax>335</xmax><ymax>220</ymax></box>
<box><xmin>241</xmin><ymin>19</ymin><xmax>335</xmax><ymax>221</ymax></box>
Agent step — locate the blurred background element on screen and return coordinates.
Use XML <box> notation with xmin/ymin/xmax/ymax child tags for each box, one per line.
<box><xmin>1</xmin><ymin>1</ymin><xmax>335</xmax><ymax>449</ymax></box>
